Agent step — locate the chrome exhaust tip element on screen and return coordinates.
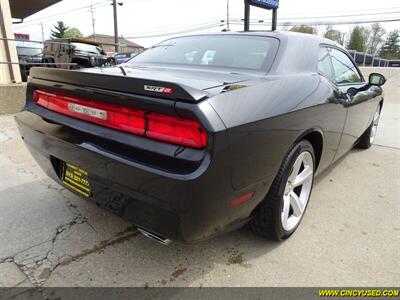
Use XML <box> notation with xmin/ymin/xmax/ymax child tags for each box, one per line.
<box><xmin>137</xmin><ymin>228</ymin><xmax>172</xmax><ymax>245</ymax></box>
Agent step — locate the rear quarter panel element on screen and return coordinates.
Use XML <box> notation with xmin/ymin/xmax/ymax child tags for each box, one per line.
<box><xmin>208</xmin><ymin>74</ymin><xmax>346</xmax><ymax>190</ymax></box>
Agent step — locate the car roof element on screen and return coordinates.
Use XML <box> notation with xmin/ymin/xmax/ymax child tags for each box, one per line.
<box><xmin>45</xmin><ymin>38</ymin><xmax>101</xmax><ymax>47</ymax></box>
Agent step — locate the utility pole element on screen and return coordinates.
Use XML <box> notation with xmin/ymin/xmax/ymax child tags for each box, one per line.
<box><xmin>40</xmin><ymin>23</ymin><xmax>45</xmax><ymax>42</ymax></box>
<box><xmin>226</xmin><ymin>0</ymin><xmax>230</xmax><ymax>31</ymax></box>
<box><xmin>272</xmin><ymin>8</ymin><xmax>277</xmax><ymax>31</ymax></box>
<box><xmin>90</xmin><ymin>5</ymin><xmax>96</xmax><ymax>41</ymax></box>
<box><xmin>112</xmin><ymin>0</ymin><xmax>119</xmax><ymax>52</ymax></box>
<box><xmin>244</xmin><ymin>0</ymin><xmax>250</xmax><ymax>31</ymax></box>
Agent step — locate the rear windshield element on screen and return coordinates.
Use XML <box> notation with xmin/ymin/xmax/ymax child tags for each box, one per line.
<box><xmin>17</xmin><ymin>47</ymin><xmax>42</xmax><ymax>56</ymax></box>
<box><xmin>129</xmin><ymin>35</ymin><xmax>279</xmax><ymax>71</ymax></box>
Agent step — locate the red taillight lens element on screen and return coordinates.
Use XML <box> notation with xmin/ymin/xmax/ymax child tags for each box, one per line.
<box><xmin>33</xmin><ymin>90</ymin><xmax>145</xmax><ymax>135</ymax></box>
<box><xmin>147</xmin><ymin>113</ymin><xmax>207</xmax><ymax>149</ymax></box>
<box><xmin>33</xmin><ymin>89</ymin><xmax>207</xmax><ymax>148</ymax></box>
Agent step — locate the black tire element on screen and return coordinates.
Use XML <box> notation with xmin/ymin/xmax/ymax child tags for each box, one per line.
<box><xmin>107</xmin><ymin>58</ymin><xmax>116</xmax><ymax>66</ymax></box>
<box><xmin>249</xmin><ymin>140</ymin><xmax>315</xmax><ymax>240</ymax></box>
<box><xmin>355</xmin><ymin>106</ymin><xmax>381</xmax><ymax>150</ymax></box>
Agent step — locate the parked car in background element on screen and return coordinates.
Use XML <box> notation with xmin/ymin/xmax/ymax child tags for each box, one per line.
<box><xmin>16</xmin><ymin>32</ymin><xmax>386</xmax><ymax>243</ymax></box>
<box><xmin>42</xmin><ymin>38</ymin><xmax>115</xmax><ymax>69</ymax></box>
<box><xmin>16</xmin><ymin>46</ymin><xmax>43</xmax><ymax>81</ymax></box>
<box><xmin>115</xmin><ymin>52</ymin><xmax>138</xmax><ymax>64</ymax></box>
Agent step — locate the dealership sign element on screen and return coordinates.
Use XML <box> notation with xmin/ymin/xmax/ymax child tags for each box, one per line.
<box><xmin>14</xmin><ymin>33</ymin><xmax>30</xmax><ymax>41</ymax></box>
<box><xmin>248</xmin><ymin>0</ymin><xmax>279</xmax><ymax>10</ymax></box>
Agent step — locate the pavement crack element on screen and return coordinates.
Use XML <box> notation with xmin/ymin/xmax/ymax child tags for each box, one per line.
<box><xmin>16</xmin><ymin>166</ymin><xmax>39</xmax><ymax>179</ymax></box>
<box><xmin>0</xmin><ymin>256</ymin><xmax>14</xmax><ymax>264</ymax></box>
<box><xmin>86</xmin><ymin>220</ymin><xmax>98</xmax><ymax>233</ymax></box>
<box><xmin>4</xmin><ymin>192</ymin><xmax>91</xmax><ymax>287</ymax></box>
<box><xmin>0</xmin><ymin>257</ymin><xmax>36</xmax><ymax>289</ymax></box>
<box><xmin>11</xmin><ymin>277</ymin><xmax>30</xmax><ymax>288</ymax></box>
<box><xmin>51</xmin><ymin>227</ymin><xmax>139</xmax><ymax>272</ymax></box>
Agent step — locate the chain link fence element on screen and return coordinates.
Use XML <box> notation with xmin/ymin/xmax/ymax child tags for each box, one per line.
<box><xmin>347</xmin><ymin>50</ymin><xmax>399</xmax><ymax>67</ymax></box>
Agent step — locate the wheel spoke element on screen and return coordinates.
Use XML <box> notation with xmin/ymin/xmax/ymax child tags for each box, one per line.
<box><xmin>373</xmin><ymin>111</ymin><xmax>380</xmax><ymax>123</ymax></box>
<box><xmin>289</xmin><ymin>191</ymin><xmax>303</xmax><ymax>217</ymax></box>
<box><xmin>281</xmin><ymin>195</ymin><xmax>290</xmax><ymax>228</ymax></box>
<box><xmin>370</xmin><ymin>108</ymin><xmax>380</xmax><ymax>143</ymax></box>
<box><xmin>288</xmin><ymin>154</ymin><xmax>303</xmax><ymax>182</ymax></box>
<box><xmin>293</xmin><ymin>166</ymin><xmax>313</xmax><ymax>187</ymax></box>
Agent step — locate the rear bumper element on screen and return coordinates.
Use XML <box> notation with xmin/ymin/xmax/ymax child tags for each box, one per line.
<box><xmin>15</xmin><ymin>111</ymin><xmax>264</xmax><ymax>242</ymax></box>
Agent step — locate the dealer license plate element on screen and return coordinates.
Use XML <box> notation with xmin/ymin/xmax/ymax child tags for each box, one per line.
<box><xmin>62</xmin><ymin>162</ymin><xmax>92</xmax><ymax>198</ymax></box>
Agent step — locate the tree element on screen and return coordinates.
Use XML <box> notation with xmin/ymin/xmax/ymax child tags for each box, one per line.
<box><xmin>50</xmin><ymin>21</ymin><xmax>69</xmax><ymax>39</ymax></box>
<box><xmin>324</xmin><ymin>26</ymin><xmax>345</xmax><ymax>45</ymax></box>
<box><xmin>368</xmin><ymin>23</ymin><xmax>386</xmax><ymax>55</ymax></box>
<box><xmin>347</xmin><ymin>26</ymin><xmax>369</xmax><ymax>52</ymax></box>
<box><xmin>379</xmin><ymin>30</ymin><xmax>400</xmax><ymax>59</ymax></box>
<box><xmin>64</xmin><ymin>28</ymin><xmax>84</xmax><ymax>39</ymax></box>
<box><xmin>290</xmin><ymin>25</ymin><xmax>316</xmax><ymax>35</ymax></box>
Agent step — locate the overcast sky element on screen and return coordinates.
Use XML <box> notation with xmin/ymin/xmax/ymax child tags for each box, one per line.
<box><xmin>12</xmin><ymin>0</ymin><xmax>400</xmax><ymax>48</ymax></box>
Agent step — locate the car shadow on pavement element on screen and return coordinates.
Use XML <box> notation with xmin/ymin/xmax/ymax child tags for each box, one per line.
<box><xmin>3</xmin><ymin>148</ymin><xmax>363</xmax><ymax>288</ymax></box>
<box><xmin>1</xmin><ymin>176</ymin><xmax>283</xmax><ymax>288</ymax></box>
<box><xmin>43</xmin><ymin>194</ymin><xmax>284</xmax><ymax>287</ymax></box>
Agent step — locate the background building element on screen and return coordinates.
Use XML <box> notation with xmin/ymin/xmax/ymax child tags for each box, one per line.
<box><xmin>86</xmin><ymin>34</ymin><xmax>144</xmax><ymax>53</ymax></box>
<box><xmin>1</xmin><ymin>0</ymin><xmax>61</xmax><ymax>84</ymax></box>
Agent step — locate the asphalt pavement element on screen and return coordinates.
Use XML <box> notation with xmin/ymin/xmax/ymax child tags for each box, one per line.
<box><xmin>0</xmin><ymin>68</ymin><xmax>399</xmax><ymax>289</ymax></box>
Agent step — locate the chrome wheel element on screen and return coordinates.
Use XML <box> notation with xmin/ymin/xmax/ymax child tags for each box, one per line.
<box><xmin>370</xmin><ymin>107</ymin><xmax>381</xmax><ymax>144</ymax></box>
<box><xmin>281</xmin><ymin>151</ymin><xmax>314</xmax><ymax>231</ymax></box>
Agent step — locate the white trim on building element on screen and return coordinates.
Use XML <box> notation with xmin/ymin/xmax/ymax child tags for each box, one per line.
<box><xmin>0</xmin><ymin>0</ymin><xmax>22</xmax><ymax>84</ymax></box>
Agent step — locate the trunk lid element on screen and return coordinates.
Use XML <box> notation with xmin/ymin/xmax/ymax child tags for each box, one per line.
<box><xmin>84</xmin><ymin>64</ymin><xmax>251</xmax><ymax>91</ymax></box>
<box><xmin>29</xmin><ymin>67</ymin><xmax>210</xmax><ymax>102</ymax></box>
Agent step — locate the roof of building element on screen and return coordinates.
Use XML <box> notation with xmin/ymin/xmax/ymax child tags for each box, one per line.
<box><xmin>10</xmin><ymin>0</ymin><xmax>61</xmax><ymax>19</ymax></box>
<box><xmin>86</xmin><ymin>34</ymin><xmax>143</xmax><ymax>48</ymax></box>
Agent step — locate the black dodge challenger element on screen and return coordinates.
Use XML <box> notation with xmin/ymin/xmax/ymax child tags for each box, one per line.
<box><xmin>15</xmin><ymin>32</ymin><xmax>386</xmax><ymax>243</ymax></box>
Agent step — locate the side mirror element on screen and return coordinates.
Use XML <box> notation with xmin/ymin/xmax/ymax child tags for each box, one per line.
<box><xmin>369</xmin><ymin>73</ymin><xmax>386</xmax><ymax>86</ymax></box>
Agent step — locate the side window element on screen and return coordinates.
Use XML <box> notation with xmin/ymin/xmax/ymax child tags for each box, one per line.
<box><xmin>318</xmin><ymin>47</ymin><xmax>334</xmax><ymax>80</ymax></box>
<box><xmin>330</xmin><ymin>48</ymin><xmax>362</xmax><ymax>84</ymax></box>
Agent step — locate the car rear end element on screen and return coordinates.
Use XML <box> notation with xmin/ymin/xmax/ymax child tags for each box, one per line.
<box><xmin>15</xmin><ymin>67</ymin><xmax>261</xmax><ymax>242</ymax></box>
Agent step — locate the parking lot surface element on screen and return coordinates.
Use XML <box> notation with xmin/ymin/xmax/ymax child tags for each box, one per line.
<box><xmin>0</xmin><ymin>68</ymin><xmax>399</xmax><ymax>288</ymax></box>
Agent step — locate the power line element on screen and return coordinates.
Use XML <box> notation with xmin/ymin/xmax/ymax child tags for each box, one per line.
<box><xmin>125</xmin><ymin>23</ymin><xmax>225</xmax><ymax>39</ymax></box>
<box><xmin>124</xmin><ymin>16</ymin><xmax>225</xmax><ymax>35</ymax></box>
<box><xmin>233</xmin><ymin>10</ymin><xmax>400</xmax><ymax>22</ymax></box>
<box><xmin>125</xmin><ymin>19</ymin><xmax>225</xmax><ymax>36</ymax></box>
<box><xmin>13</xmin><ymin>2</ymin><xmax>109</xmax><ymax>27</ymax></box>
<box><xmin>230</xmin><ymin>18</ymin><xmax>400</xmax><ymax>27</ymax></box>
<box><xmin>127</xmin><ymin>17</ymin><xmax>400</xmax><ymax>40</ymax></box>
<box><xmin>266</xmin><ymin>6</ymin><xmax>400</xmax><ymax>17</ymax></box>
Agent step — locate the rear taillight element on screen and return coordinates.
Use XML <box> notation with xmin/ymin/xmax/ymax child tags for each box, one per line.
<box><xmin>147</xmin><ymin>113</ymin><xmax>207</xmax><ymax>148</ymax></box>
<box><xmin>33</xmin><ymin>89</ymin><xmax>207</xmax><ymax>148</ymax></box>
